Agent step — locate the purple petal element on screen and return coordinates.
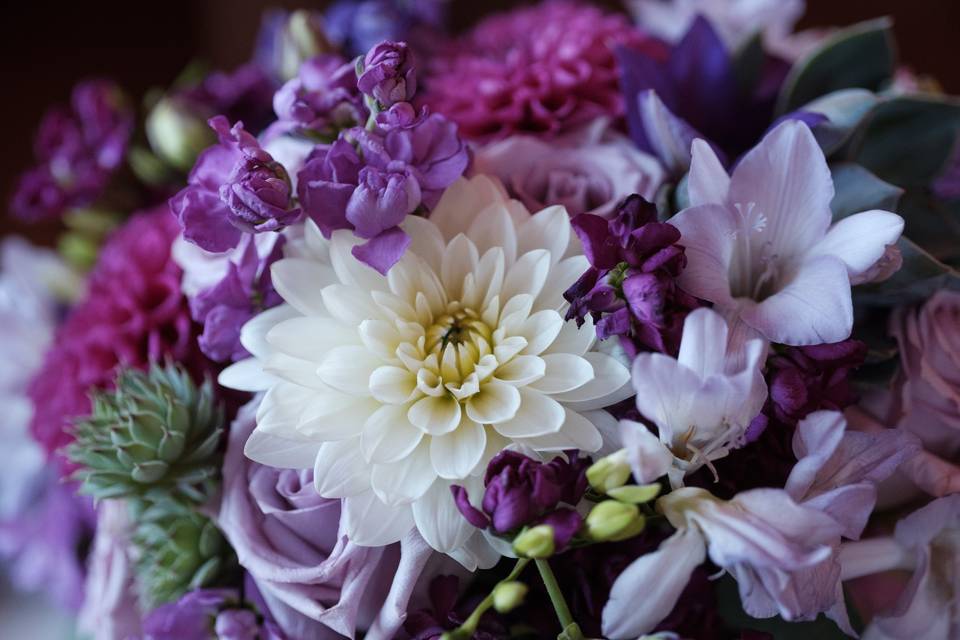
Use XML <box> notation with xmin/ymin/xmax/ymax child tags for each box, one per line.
<box><xmin>450</xmin><ymin>485</ymin><xmax>489</xmax><ymax>529</ymax></box>
<box><xmin>351</xmin><ymin>226</ymin><xmax>411</xmax><ymax>275</ymax></box>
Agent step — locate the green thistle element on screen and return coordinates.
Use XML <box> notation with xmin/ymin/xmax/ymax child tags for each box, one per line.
<box><xmin>68</xmin><ymin>362</ymin><xmax>225</xmax><ymax>506</ymax></box>
<box><xmin>132</xmin><ymin>500</ymin><xmax>238</xmax><ymax>609</ymax></box>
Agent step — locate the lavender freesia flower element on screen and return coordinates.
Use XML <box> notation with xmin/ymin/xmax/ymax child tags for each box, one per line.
<box><xmin>297</xmin><ymin>103</ymin><xmax>468</xmax><ymax>274</ymax></box>
<box><xmin>272</xmin><ymin>54</ymin><xmax>366</xmax><ymax>139</ymax></box>
<box><xmin>565</xmin><ymin>195</ymin><xmax>698</xmax><ymax>356</ymax></box>
<box><xmin>171</xmin><ymin>116</ymin><xmax>301</xmax><ymax>253</ymax></box>
<box><xmin>12</xmin><ymin>80</ymin><xmax>133</xmax><ymax>221</ymax></box>
<box><xmin>451</xmin><ymin>450</ymin><xmax>589</xmax><ymax>551</ymax></box>
<box><xmin>190</xmin><ymin>235</ymin><xmax>284</xmax><ymax>362</ymax></box>
<box><xmin>670</xmin><ymin>121</ymin><xmax>904</xmax><ymax>346</ymax></box>
<box><xmin>358</xmin><ymin>41</ymin><xmax>417</xmax><ymax>108</ymax></box>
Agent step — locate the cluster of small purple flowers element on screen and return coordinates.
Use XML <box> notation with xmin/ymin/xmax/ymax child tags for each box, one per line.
<box><xmin>3</xmin><ymin>2</ymin><xmax>960</xmax><ymax>640</ymax></box>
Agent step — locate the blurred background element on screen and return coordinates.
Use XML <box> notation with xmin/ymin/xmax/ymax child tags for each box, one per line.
<box><xmin>2</xmin><ymin>0</ymin><xmax>959</xmax><ymax>246</ymax></box>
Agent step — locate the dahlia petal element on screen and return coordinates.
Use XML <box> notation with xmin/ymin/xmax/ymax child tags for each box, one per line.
<box><xmin>219</xmin><ymin>357</ymin><xmax>275</xmax><ymax>392</ymax></box>
<box><xmin>441</xmin><ymin>234</ymin><xmax>479</xmax><ymax>299</ymax></box>
<box><xmin>244</xmin><ymin>429</ymin><xmax>321</xmax><ymax>469</ymax></box>
<box><xmin>408</xmin><ymin>395</ymin><xmax>462</xmax><ymax>435</ymax></box>
<box><xmin>239</xmin><ymin>304</ymin><xmax>300</xmax><ymax>359</ymax></box>
<box><xmin>536</xmin><ymin>255</ymin><xmax>591</xmax><ymax>311</ymax></box>
<box><xmin>371</xmin><ymin>442</ymin><xmax>437</xmax><ymax>505</ymax></box>
<box><xmin>517</xmin><ymin>408</ymin><xmax>603</xmax><ymax>452</ymax></box>
<box><xmin>492</xmin><ymin>389</ymin><xmax>565</xmax><ymax>438</ymax></box>
<box><xmin>466</xmin><ymin>380</ymin><xmax>521</xmax><ymax>425</ymax></box>
<box><xmin>329</xmin><ymin>230</ymin><xmax>390</xmax><ymax>292</ymax></box>
<box><xmin>543</xmin><ymin>314</ymin><xmax>597</xmax><ymax>356</ymax></box>
<box><xmin>552</xmin><ymin>352</ymin><xmax>632</xmax><ymax>409</ymax></box>
<box><xmin>400</xmin><ymin>215</ymin><xmax>446</xmax><ymax>273</ymax></box>
<box><xmin>467</xmin><ymin>203</ymin><xmax>518</xmax><ymax>266</ymax></box>
<box><xmin>501</xmin><ymin>249</ymin><xmax>551</xmax><ymax>302</ymax></box>
<box><xmin>517</xmin><ymin>205</ymin><xmax>571</xmax><ymax>266</ymax></box>
<box><xmin>314</xmin><ymin>438</ymin><xmax>373</xmax><ymax>498</ymax></box>
<box><xmin>369</xmin><ymin>366</ymin><xmax>418</xmax><ymax>404</ymax></box>
<box><xmin>343</xmin><ymin>491</ymin><xmax>414</xmax><ymax>546</ymax></box>
<box><xmin>362</xmin><ymin>404</ymin><xmax>424</xmax><ymax>464</ymax></box>
<box><xmin>430</xmin><ymin>419</ymin><xmax>487</xmax><ymax>479</ymax></box>
<box><xmin>516</xmin><ymin>310</ymin><xmax>565</xmax><ymax>356</ymax></box>
<box><xmin>271</xmin><ymin>259</ymin><xmax>337</xmax><ymax>316</ymax></box>
<box><xmin>267</xmin><ymin>316</ymin><xmax>359</xmax><ymax>361</ymax></box>
<box><xmin>494</xmin><ymin>355</ymin><xmax>546</xmax><ymax>387</ymax></box>
<box><xmin>321</xmin><ymin>284</ymin><xmax>385</xmax><ymax>326</ymax></box>
<box><xmin>298</xmin><ymin>394</ymin><xmax>378</xmax><ymax>441</ymax></box>
<box><xmin>316</xmin><ymin>345</ymin><xmax>382</xmax><ymax>396</ymax></box>
<box><xmin>412</xmin><ymin>480</ymin><xmax>476</xmax><ymax>555</ymax></box>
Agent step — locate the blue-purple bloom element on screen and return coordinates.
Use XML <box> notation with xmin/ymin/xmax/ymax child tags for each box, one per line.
<box><xmin>451</xmin><ymin>450</ymin><xmax>589</xmax><ymax>551</ymax></box>
<box><xmin>297</xmin><ymin>102</ymin><xmax>468</xmax><ymax>274</ymax></box>
<box><xmin>171</xmin><ymin>116</ymin><xmax>301</xmax><ymax>253</ymax></box>
<box><xmin>565</xmin><ymin>195</ymin><xmax>698</xmax><ymax>357</ymax></box>
<box><xmin>271</xmin><ymin>54</ymin><xmax>366</xmax><ymax>139</ymax></box>
<box><xmin>190</xmin><ymin>235</ymin><xmax>285</xmax><ymax>362</ymax></box>
<box><xmin>12</xmin><ymin>80</ymin><xmax>133</xmax><ymax>221</ymax></box>
<box><xmin>180</xmin><ymin>64</ymin><xmax>278</xmax><ymax>134</ymax></box>
<box><xmin>324</xmin><ymin>0</ymin><xmax>447</xmax><ymax>57</ymax></box>
<box><xmin>358</xmin><ymin>40</ymin><xmax>417</xmax><ymax>108</ymax></box>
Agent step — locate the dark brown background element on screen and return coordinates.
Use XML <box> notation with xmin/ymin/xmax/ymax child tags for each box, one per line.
<box><xmin>2</xmin><ymin>0</ymin><xmax>957</xmax><ymax>242</ymax></box>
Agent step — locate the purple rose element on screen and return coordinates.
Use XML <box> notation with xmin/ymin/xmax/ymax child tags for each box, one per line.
<box><xmin>272</xmin><ymin>54</ymin><xmax>365</xmax><ymax>138</ymax></box>
<box><xmin>171</xmin><ymin>116</ymin><xmax>301</xmax><ymax>253</ymax></box>
<box><xmin>565</xmin><ymin>195</ymin><xmax>699</xmax><ymax>357</ymax></box>
<box><xmin>473</xmin><ymin>121</ymin><xmax>664</xmax><ymax>217</ymax></box>
<box><xmin>358</xmin><ymin>40</ymin><xmax>417</xmax><ymax>108</ymax></box>
<box><xmin>217</xmin><ymin>400</ymin><xmax>439</xmax><ymax>639</ymax></box>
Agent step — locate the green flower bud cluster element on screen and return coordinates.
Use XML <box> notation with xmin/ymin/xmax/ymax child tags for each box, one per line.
<box><xmin>68</xmin><ymin>362</ymin><xmax>236</xmax><ymax>607</ymax></box>
<box><xmin>69</xmin><ymin>362</ymin><xmax>225</xmax><ymax>506</ymax></box>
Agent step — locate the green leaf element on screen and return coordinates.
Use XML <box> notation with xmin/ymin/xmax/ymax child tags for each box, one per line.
<box><xmin>848</xmin><ymin>94</ymin><xmax>960</xmax><ymax>187</ymax></box>
<box><xmin>806</xmin><ymin>89</ymin><xmax>880</xmax><ymax>156</ymax></box>
<box><xmin>895</xmin><ymin>190</ymin><xmax>960</xmax><ymax>266</ymax></box>
<box><xmin>778</xmin><ymin>18</ymin><xmax>895</xmax><ymax>115</ymax></box>
<box><xmin>830</xmin><ymin>162</ymin><xmax>903</xmax><ymax>220</ymax></box>
<box><xmin>854</xmin><ymin>236</ymin><xmax>960</xmax><ymax>306</ymax></box>
<box><xmin>733</xmin><ymin>32</ymin><xmax>765</xmax><ymax>98</ymax></box>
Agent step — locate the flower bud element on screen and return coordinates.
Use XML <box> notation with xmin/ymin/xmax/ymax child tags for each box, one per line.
<box><xmin>512</xmin><ymin>524</ymin><xmax>556</xmax><ymax>558</ymax></box>
<box><xmin>146</xmin><ymin>97</ymin><xmax>216</xmax><ymax>171</ymax></box>
<box><xmin>607</xmin><ymin>482</ymin><xmax>661</xmax><ymax>504</ymax></box>
<box><xmin>586</xmin><ymin>449</ymin><xmax>631</xmax><ymax>493</ymax></box>
<box><xmin>492</xmin><ymin>580</ymin><xmax>529</xmax><ymax>613</ymax></box>
<box><xmin>357</xmin><ymin>40</ymin><xmax>416</xmax><ymax>109</ymax></box>
<box><xmin>586</xmin><ymin>500</ymin><xmax>645</xmax><ymax>542</ymax></box>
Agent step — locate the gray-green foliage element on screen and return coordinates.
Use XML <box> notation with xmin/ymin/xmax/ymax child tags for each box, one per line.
<box><xmin>68</xmin><ymin>362</ymin><xmax>225</xmax><ymax>505</ymax></box>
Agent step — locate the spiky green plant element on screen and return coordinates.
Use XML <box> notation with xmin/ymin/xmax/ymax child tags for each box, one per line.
<box><xmin>68</xmin><ymin>362</ymin><xmax>225</xmax><ymax>506</ymax></box>
<box><xmin>132</xmin><ymin>500</ymin><xmax>237</xmax><ymax>609</ymax></box>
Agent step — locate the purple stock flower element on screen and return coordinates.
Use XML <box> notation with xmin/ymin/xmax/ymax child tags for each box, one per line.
<box><xmin>142</xmin><ymin>589</ymin><xmax>239</xmax><ymax>640</ymax></box>
<box><xmin>565</xmin><ymin>195</ymin><xmax>699</xmax><ymax>357</ymax></box>
<box><xmin>171</xmin><ymin>116</ymin><xmax>301</xmax><ymax>253</ymax></box>
<box><xmin>12</xmin><ymin>80</ymin><xmax>133</xmax><ymax>221</ymax></box>
<box><xmin>451</xmin><ymin>450</ymin><xmax>589</xmax><ymax>551</ymax></box>
<box><xmin>181</xmin><ymin>64</ymin><xmax>278</xmax><ymax>134</ymax></box>
<box><xmin>296</xmin><ymin>103</ymin><xmax>468</xmax><ymax>274</ymax></box>
<box><xmin>272</xmin><ymin>54</ymin><xmax>366</xmax><ymax>139</ymax></box>
<box><xmin>190</xmin><ymin>235</ymin><xmax>285</xmax><ymax>362</ymax></box>
<box><xmin>358</xmin><ymin>40</ymin><xmax>417</xmax><ymax>108</ymax></box>
<box><xmin>215</xmin><ymin>609</ymin><xmax>260</xmax><ymax>640</ymax></box>
<box><xmin>404</xmin><ymin>575</ymin><xmax>508</xmax><ymax>640</ymax></box>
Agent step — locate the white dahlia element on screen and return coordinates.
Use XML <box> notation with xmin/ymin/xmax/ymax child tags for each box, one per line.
<box><xmin>220</xmin><ymin>176</ymin><xmax>631</xmax><ymax>566</ymax></box>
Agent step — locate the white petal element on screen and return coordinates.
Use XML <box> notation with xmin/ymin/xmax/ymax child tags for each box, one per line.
<box><xmin>811</xmin><ymin>210</ymin><xmax>904</xmax><ymax>278</ymax></box>
<box><xmin>219</xmin><ymin>358</ymin><xmax>276</xmax><ymax>392</ymax></box>
<box><xmin>466</xmin><ymin>380</ymin><xmax>521</xmax><ymax>425</ymax></box>
<box><xmin>321</xmin><ymin>284</ymin><xmax>384</xmax><ymax>326</ymax></box>
<box><xmin>669</xmin><ymin>203</ymin><xmax>737</xmax><ymax>307</ymax></box>
<box><xmin>430</xmin><ymin>419</ymin><xmax>487</xmax><ymax>479</ymax></box>
<box><xmin>262</xmin><ymin>352</ymin><xmax>327</xmax><ymax>390</ymax></box>
<box><xmin>240</xmin><ymin>304</ymin><xmax>300</xmax><ymax>359</ymax></box>
<box><xmin>552</xmin><ymin>352</ymin><xmax>632</xmax><ymax>409</ymax></box>
<box><xmin>313</xmin><ymin>438</ymin><xmax>372</xmax><ymax>497</ymax></box>
<box><xmin>536</xmin><ymin>255</ymin><xmax>590</xmax><ymax>311</ymax></box>
<box><xmin>244</xmin><ymin>429</ymin><xmax>320</xmax><ymax>469</ymax></box>
<box><xmin>688</xmin><ymin>138</ymin><xmax>731</xmax><ymax>206</ymax></box>
<box><xmin>631</xmin><ymin>351</ymin><xmax>702</xmax><ymax>439</ymax></box>
<box><xmin>358</xmin><ymin>319</ymin><xmax>404</xmax><ymax>363</ymax></box>
<box><xmin>494</xmin><ymin>355</ymin><xmax>545</xmax><ymax>386</ymax></box>
<box><xmin>271</xmin><ymin>259</ymin><xmax>337</xmax><ymax>316</ymax></box>
<box><xmin>517</xmin><ymin>205</ymin><xmax>570</xmax><ymax>266</ymax></box>
<box><xmin>400</xmin><ymin>215</ymin><xmax>446</xmax><ymax>273</ymax></box>
<box><xmin>255</xmin><ymin>383</ymin><xmax>313</xmax><ymax>437</ymax></box>
<box><xmin>371</xmin><ymin>441</ymin><xmax>437</xmax><ymax>504</ymax></box>
<box><xmin>412</xmin><ymin>480</ymin><xmax>476</xmax><ymax>554</ymax></box>
<box><xmin>343</xmin><ymin>491</ymin><xmax>414</xmax><ymax>546</ymax></box>
<box><xmin>430</xmin><ymin>176</ymin><xmax>510</xmax><ymax>241</ymax></box>
<box><xmin>676</xmin><ymin>308</ymin><xmax>728</xmax><ymax>378</ymax></box>
<box><xmin>493</xmin><ymin>388</ymin><xmax>565</xmax><ymax>438</ymax></box>
<box><xmin>530</xmin><ymin>353</ymin><xmax>594</xmax><ymax>394</ymax></box>
<box><xmin>298</xmin><ymin>393</ymin><xmax>378</xmax><ymax>440</ymax></box>
<box><xmin>543</xmin><ymin>314</ymin><xmax>596</xmax><ymax>356</ymax></box>
<box><xmin>501</xmin><ymin>249</ymin><xmax>551</xmax><ymax>302</ymax></box>
<box><xmin>369</xmin><ymin>366</ymin><xmax>418</xmax><ymax>404</ymax></box>
<box><xmin>516</xmin><ymin>310</ymin><xmax>564</xmax><ymax>356</ymax></box>
<box><xmin>329</xmin><ymin>230</ymin><xmax>389</xmax><ymax>291</ymax></box>
<box><xmin>316</xmin><ymin>345</ymin><xmax>382</xmax><ymax>396</ymax></box>
<box><xmin>441</xmin><ymin>234</ymin><xmax>479</xmax><ymax>300</ymax></box>
<box><xmin>619</xmin><ymin>419</ymin><xmax>674</xmax><ymax>484</ymax></box>
<box><xmin>467</xmin><ymin>202</ymin><xmax>518</xmax><ymax>266</ymax></box>
<box><xmin>266</xmin><ymin>316</ymin><xmax>358</xmax><ymax>361</ymax></box>
<box><xmin>517</xmin><ymin>408</ymin><xmax>603</xmax><ymax>452</ymax></box>
<box><xmin>408</xmin><ymin>395</ymin><xmax>462</xmax><ymax>435</ymax></box>
<box><xmin>362</xmin><ymin>404</ymin><xmax>425</xmax><ymax>464</ymax></box>
<box><xmin>602</xmin><ymin>528</ymin><xmax>706</xmax><ymax>638</ymax></box>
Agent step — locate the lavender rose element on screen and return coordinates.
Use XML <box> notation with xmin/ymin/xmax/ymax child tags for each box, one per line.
<box><xmin>472</xmin><ymin>120</ymin><xmax>664</xmax><ymax>217</ymax></box>
<box><xmin>890</xmin><ymin>290</ymin><xmax>960</xmax><ymax>458</ymax></box>
<box><xmin>217</xmin><ymin>400</ymin><xmax>439</xmax><ymax>639</ymax></box>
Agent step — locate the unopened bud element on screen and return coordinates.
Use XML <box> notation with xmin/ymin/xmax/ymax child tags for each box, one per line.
<box><xmin>512</xmin><ymin>524</ymin><xmax>555</xmax><ymax>558</ymax></box>
<box><xmin>146</xmin><ymin>97</ymin><xmax>216</xmax><ymax>171</ymax></box>
<box><xmin>586</xmin><ymin>500</ymin><xmax>645</xmax><ymax>542</ymax></box>
<box><xmin>586</xmin><ymin>449</ymin><xmax>631</xmax><ymax>493</ymax></box>
<box><xmin>607</xmin><ymin>483</ymin><xmax>661</xmax><ymax>504</ymax></box>
<box><xmin>492</xmin><ymin>580</ymin><xmax>528</xmax><ymax>613</ymax></box>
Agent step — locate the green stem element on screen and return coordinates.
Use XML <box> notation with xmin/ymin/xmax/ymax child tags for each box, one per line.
<box><xmin>536</xmin><ymin>558</ymin><xmax>575</xmax><ymax>628</ymax></box>
<box><xmin>452</xmin><ymin>558</ymin><xmax>531</xmax><ymax>637</ymax></box>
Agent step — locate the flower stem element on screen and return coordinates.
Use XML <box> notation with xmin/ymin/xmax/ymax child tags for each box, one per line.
<box><xmin>447</xmin><ymin>558</ymin><xmax>531</xmax><ymax>638</ymax></box>
<box><xmin>535</xmin><ymin>559</ymin><xmax>577</xmax><ymax>630</ymax></box>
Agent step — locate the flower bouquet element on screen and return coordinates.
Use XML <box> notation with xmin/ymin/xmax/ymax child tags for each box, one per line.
<box><xmin>3</xmin><ymin>1</ymin><xmax>960</xmax><ymax>638</ymax></box>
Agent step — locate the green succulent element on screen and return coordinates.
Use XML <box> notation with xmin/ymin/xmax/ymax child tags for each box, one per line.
<box><xmin>68</xmin><ymin>362</ymin><xmax>225</xmax><ymax>506</ymax></box>
<box><xmin>132</xmin><ymin>500</ymin><xmax>238</xmax><ymax>609</ymax></box>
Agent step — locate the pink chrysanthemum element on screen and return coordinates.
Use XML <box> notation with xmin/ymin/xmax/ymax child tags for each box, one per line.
<box><xmin>28</xmin><ymin>206</ymin><xmax>206</xmax><ymax>465</ymax></box>
<box><xmin>420</xmin><ymin>1</ymin><xmax>663</xmax><ymax>141</ymax></box>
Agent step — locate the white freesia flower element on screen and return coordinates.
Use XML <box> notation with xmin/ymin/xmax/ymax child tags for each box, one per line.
<box><xmin>220</xmin><ymin>175</ymin><xmax>631</xmax><ymax>566</ymax></box>
<box><xmin>620</xmin><ymin>307</ymin><xmax>767</xmax><ymax>487</ymax></box>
